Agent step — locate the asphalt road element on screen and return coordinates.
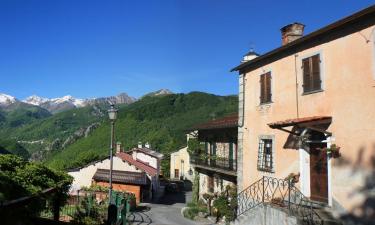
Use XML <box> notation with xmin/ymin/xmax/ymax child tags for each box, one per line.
<box><xmin>128</xmin><ymin>191</ymin><xmax>211</xmax><ymax>225</ymax></box>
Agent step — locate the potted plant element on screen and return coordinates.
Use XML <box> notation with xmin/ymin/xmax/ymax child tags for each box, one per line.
<box><xmin>285</xmin><ymin>172</ymin><xmax>300</xmax><ymax>184</ymax></box>
<box><xmin>318</xmin><ymin>144</ymin><xmax>341</xmax><ymax>158</ymax></box>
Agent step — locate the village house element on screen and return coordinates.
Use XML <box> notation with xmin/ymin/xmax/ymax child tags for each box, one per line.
<box><xmin>190</xmin><ymin>114</ymin><xmax>238</xmax><ymax>199</ymax></box>
<box><xmin>170</xmin><ymin>132</ymin><xmax>196</xmax><ymax>182</ymax></box>
<box><xmin>231</xmin><ymin>5</ymin><xmax>375</xmax><ymax>224</ymax></box>
<box><xmin>68</xmin><ymin>142</ymin><xmax>163</xmax><ymax>203</ymax></box>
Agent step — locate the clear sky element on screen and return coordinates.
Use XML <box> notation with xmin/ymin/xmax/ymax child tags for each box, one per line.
<box><xmin>0</xmin><ymin>0</ymin><xmax>373</xmax><ymax>99</ymax></box>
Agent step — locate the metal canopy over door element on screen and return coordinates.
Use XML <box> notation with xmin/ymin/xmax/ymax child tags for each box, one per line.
<box><xmin>309</xmin><ymin>142</ymin><xmax>328</xmax><ymax>203</ymax></box>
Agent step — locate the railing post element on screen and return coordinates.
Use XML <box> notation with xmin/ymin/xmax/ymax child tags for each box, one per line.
<box><xmin>53</xmin><ymin>194</ymin><xmax>60</xmax><ymax>221</ymax></box>
<box><xmin>288</xmin><ymin>179</ymin><xmax>291</xmax><ymax>213</ymax></box>
<box><xmin>262</xmin><ymin>176</ymin><xmax>265</xmax><ymax>203</ymax></box>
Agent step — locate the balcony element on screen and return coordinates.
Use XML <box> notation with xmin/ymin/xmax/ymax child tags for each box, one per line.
<box><xmin>190</xmin><ymin>154</ymin><xmax>237</xmax><ymax>176</ymax></box>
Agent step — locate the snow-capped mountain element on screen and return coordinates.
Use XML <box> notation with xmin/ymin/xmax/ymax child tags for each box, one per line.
<box><xmin>0</xmin><ymin>93</ymin><xmax>17</xmax><ymax>106</ymax></box>
<box><xmin>24</xmin><ymin>95</ymin><xmax>49</xmax><ymax>106</ymax></box>
<box><xmin>22</xmin><ymin>93</ymin><xmax>137</xmax><ymax>113</ymax></box>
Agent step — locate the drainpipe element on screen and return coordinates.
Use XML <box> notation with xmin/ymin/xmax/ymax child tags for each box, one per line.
<box><xmin>294</xmin><ymin>54</ymin><xmax>300</xmax><ymax>118</ymax></box>
<box><xmin>237</xmin><ymin>74</ymin><xmax>245</xmax><ymax>193</ymax></box>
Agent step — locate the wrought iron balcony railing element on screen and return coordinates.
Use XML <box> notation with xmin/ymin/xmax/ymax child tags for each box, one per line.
<box><xmin>190</xmin><ymin>155</ymin><xmax>237</xmax><ymax>172</ymax></box>
<box><xmin>236</xmin><ymin>176</ymin><xmax>323</xmax><ymax>225</ymax></box>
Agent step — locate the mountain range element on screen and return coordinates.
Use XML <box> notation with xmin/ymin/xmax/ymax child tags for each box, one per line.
<box><xmin>0</xmin><ymin>89</ymin><xmax>173</xmax><ymax>114</ymax></box>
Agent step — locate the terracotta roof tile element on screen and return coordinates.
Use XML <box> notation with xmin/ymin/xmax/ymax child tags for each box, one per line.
<box><xmin>268</xmin><ymin>116</ymin><xmax>332</xmax><ymax>128</ymax></box>
<box><xmin>116</xmin><ymin>152</ymin><xmax>158</xmax><ymax>176</ymax></box>
<box><xmin>93</xmin><ymin>169</ymin><xmax>149</xmax><ymax>185</ymax></box>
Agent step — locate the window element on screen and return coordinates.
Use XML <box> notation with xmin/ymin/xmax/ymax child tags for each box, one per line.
<box><xmin>260</xmin><ymin>72</ymin><xmax>272</xmax><ymax>104</ymax></box>
<box><xmin>302</xmin><ymin>54</ymin><xmax>322</xmax><ymax>93</ymax></box>
<box><xmin>174</xmin><ymin>169</ymin><xmax>179</xmax><ymax>179</ymax></box>
<box><xmin>257</xmin><ymin>139</ymin><xmax>273</xmax><ymax>172</ymax></box>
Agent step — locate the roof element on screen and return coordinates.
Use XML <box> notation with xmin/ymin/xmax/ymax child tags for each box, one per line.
<box><xmin>129</xmin><ymin>147</ymin><xmax>164</xmax><ymax>159</ymax></box>
<box><xmin>231</xmin><ymin>5</ymin><xmax>375</xmax><ymax>72</ymax></box>
<box><xmin>116</xmin><ymin>152</ymin><xmax>158</xmax><ymax>176</ymax></box>
<box><xmin>66</xmin><ymin>156</ymin><xmax>109</xmax><ymax>172</ymax></box>
<box><xmin>93</xmin><ymin>169</ymin><xmax>149</xmax><ymax>185</ymax></box>
<box><xmin>193</xmin><ymin>114</ymin><xmax>238</xmax><ymax>130</ymax></box>
<box><xmin>268</xmin><ymin>116</ymin><xmax>332</xmax><ymax>129</ymax></box>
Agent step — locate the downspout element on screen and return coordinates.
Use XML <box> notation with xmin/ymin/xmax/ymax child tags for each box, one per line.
<box><xmin>294</xmin><ymin>54</ymin><xmax>300</xmax><ymax>118</ymax></box>
<box><xmin>237</xmin><ymin>73</ymin><xmax>245</xmax><ymax>193</ymax></box>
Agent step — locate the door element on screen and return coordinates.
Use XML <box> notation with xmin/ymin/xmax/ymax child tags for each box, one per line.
<box><xmin>174</xmin><ymin>169</ymin><xmax>179</xmax><ymax>179</ymax></box>
<box><xmin>309</xmin><ymin>142</ymin><xmax>328</xmax><ymax>203</ymax></box>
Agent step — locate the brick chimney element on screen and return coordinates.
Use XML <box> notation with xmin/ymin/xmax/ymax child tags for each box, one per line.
<box><xmin>116</xmin><ymin>142</ymin><xmax>122</xmax><ymax>153</ymax></box>
<box><xmin>281</xmin><ymin>23</ymin><xmax>305</xmax><ymax>45</ymax></box>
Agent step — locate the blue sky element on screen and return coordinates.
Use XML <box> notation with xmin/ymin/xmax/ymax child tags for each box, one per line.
<box><xmin>0</xmin><ymin>0</ymin><xmax>373</xmax><ymax>99</ymax></box>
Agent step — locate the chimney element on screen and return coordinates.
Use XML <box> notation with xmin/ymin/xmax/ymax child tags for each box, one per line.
<box><xmin>145</xmin><ymin>142</ymin><xmax>150</xmax><ymax>149</ymax></box>
<box><xmin>116</xmin><ymin>142</ymin><xmax>122</xmax><ymax>153</ymax></box>
<box><xmin>281</xmin><ymin>23</ymin><xmax>305</xmax><ymax>45</ymax></box>
<box><xmin>138</xmin><ymin>141</ymin><xmax>142</xmax><ymax>148</ymax></box>
<box><xmin>242</xmin><ymin>48</ymin><xmax>259</xmax><ymax>63</ymax></box>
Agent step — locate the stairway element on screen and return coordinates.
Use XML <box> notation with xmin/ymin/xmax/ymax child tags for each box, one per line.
<box><xmin>232</xmin><ymin>176</ymin><xmax>343</xmax><ymax>225</ymax></box>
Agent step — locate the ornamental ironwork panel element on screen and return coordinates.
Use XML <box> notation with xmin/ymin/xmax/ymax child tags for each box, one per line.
<box><xmin>235</xmin><ymin>176</ymin><xmax>323</xmax><ymax>225</ymax></box>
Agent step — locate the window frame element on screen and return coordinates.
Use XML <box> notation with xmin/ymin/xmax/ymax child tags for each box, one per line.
<box><xmin>259</xmin><ymin>71</ymin><xmax>273</xmax><ymax>104</ymax></box>
<box><xmin>257</xmin><ymin>135</ymin><xmax>275</xmax><ymax>173</ymax></box>
<box><xmin>301</xmin><ymin>53</ymin><xmax>324</xmax><ymax>95</ymax></box>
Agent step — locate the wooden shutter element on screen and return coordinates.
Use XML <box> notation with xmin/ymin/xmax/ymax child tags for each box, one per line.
<box><xmin>265</xmin><ymin>72</ymin><xmax>272</xmax><ymax>102</ymax></box>
<box><xmin>311</xmin><ymin>54</ymin><xmax>321</xmax><ymax>90</ymax></box>
<box><xmin>302</xmin><ymin>58</ymin><xmax>311</xmax><ymax>92</ymax></box>
<box><xmin>260</xmin><ymin>74</ymin><xmax>265</xmax><ymax>103</ymax></box>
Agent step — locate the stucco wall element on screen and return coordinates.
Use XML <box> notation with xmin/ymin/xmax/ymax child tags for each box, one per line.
<box><xmin>240</xmin><ymin>25</ymin><xmax>375</xmax><ymax>213</ymax></box>
<box><xmin>134</xmin><ymin>152</ymin><xmax>157</xmax><ymax>169</ymax></box>
<box><xmin>68</xmin><ymin>157</ymin><xmax>139</xmax><ymax>191</ymax></box>
<box><xmin>198</xmin><ymin>172</ymin><xmax>235</xmax><ymax>198</ymax></box>
<box><xmin>170</xmin><ymin>146</ymin><xmax>193</xmax><ymax>181</ymax></box>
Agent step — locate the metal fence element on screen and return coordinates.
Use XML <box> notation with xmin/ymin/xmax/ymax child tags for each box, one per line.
<box><xmin>236</xmin><ymin>176</ymin><xmax>323</xmax><ymax>225</ymax></box>
<box><xmin>40</xmin><ymin>190</ymin><xmax>134</xmax><ymax>225</ymax></box>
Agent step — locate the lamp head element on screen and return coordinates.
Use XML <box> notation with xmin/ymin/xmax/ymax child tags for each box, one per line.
<box><xmin>108</xmin><ymin>104</ymin><xmax>118</xmax><ymax>121</ymax></box>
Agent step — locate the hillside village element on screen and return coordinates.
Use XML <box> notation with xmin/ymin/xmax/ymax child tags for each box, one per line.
<box><xmin>1</xmin><ymin>3</ymin><xmax>375</xmax><ymax>225</ymax></box>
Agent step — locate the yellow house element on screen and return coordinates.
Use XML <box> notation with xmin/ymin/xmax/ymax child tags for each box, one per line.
<box><xmin>231</xmin><ymin>5</ymin><xmax>375</xmax><ymax>223</ymax></box>
<box><xmin>170</xmin><ymin>132</ymin><xmax>196</xmax><ymax>181</ymax></box>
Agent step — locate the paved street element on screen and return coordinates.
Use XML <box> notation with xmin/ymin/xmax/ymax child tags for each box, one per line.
<box><xmin>128</xmin><ymin>191</ymin><xmax>211</xmax><ymax>225</ymax></box>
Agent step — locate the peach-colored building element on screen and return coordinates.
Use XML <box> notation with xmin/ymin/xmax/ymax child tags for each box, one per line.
<box><xmin>232</xmin><ymin>5</ymin><xmax>375</xmax><ymax>222</ymax></box>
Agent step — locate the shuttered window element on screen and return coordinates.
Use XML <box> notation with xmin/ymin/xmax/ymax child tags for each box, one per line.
<box><xmin>260</xmin><ymin>72</ymin><xmax>272</xmax><ymax>104</ymax></box>
<box><xmin>302</xmin><ymin>54</ymin><xmax>321</xmax><ymax>93</ymax></box>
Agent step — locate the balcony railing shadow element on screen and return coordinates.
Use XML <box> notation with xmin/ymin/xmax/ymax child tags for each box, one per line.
<box><xmin>190</xmin><ymin>155</ymin><xmax>237</xmax><ymax>171</ymax></box>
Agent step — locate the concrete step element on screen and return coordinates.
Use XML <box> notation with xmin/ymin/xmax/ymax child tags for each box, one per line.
<box><xmin>315</xmin><ymin>208</ymin><xmax>343</xmax><ymax>225</ymax></box>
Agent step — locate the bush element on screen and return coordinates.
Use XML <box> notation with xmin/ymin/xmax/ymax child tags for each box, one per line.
<box><xmin>183</xmin><ymin>201</ymin><xmax>208</xmax><ymax>220</ymax></box>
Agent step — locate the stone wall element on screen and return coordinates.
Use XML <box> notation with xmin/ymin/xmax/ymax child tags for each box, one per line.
<box><xmin>233</xmin><ymin>204</ymin><xmax>297</xmax><ymax>225</ymax></box>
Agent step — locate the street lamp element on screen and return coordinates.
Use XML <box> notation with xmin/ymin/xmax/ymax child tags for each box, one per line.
<box><xmin>108</xmin><ymin>104</ymin><xmax>118</xmax><ymax>204</ymax></box>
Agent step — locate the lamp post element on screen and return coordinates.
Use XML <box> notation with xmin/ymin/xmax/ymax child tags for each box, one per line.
<box><xmin>108</xmin><ymin>104</ymin><xmax>118</xmax><ymax>204</ymax></box>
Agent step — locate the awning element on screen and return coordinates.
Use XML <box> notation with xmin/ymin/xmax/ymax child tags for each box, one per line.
<box><xmin>93</xmin><ymin>169</ymin><xmax>149</xmax><ymax>186</ymax></box>
<box><xmin>268</xmin><ymin>116</ymin><xmax>332</xmax><ymax>136</ymax></box>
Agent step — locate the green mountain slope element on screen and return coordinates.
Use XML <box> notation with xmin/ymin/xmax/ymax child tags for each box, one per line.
<box><xmin>0</xmin><ymin>139</ymin><xmax>30</xmax><ymax>159</ymax></box>
<box><xmin>0</xmin><ymin>105</ymin><xmax>111</xmax><ymax>159</ymax></box>
<box><xmin>46</xmin><ymin>92</ymin><xmax>238</xmax><ymax>170</ymax></box>
<box><xmin>0</xmin><ymin>102</ymin><xmax>52</xmax><ymax>128</ymax></box>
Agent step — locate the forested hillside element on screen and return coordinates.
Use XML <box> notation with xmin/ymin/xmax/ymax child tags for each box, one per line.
<box><xmin>46</xmin><ymin>92</ymin><xmax>238</xmax><ymax>171</ymax></box>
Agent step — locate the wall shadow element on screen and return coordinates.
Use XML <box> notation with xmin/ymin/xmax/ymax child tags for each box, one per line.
<box><xmin>339</xmin><ymin>144</ymin><xmax>375</xmax><ymax>225</ymax></box>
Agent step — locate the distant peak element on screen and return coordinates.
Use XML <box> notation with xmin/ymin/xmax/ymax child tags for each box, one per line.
<box><xmin>142</xmin><ymin>89</ymin><xmax>174</xmax><ymax>98</ymax></box>
<box><xmin>0</xmin><ymin>93</ymin><xmax>17</xmax><ymax>105</ymax></box>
